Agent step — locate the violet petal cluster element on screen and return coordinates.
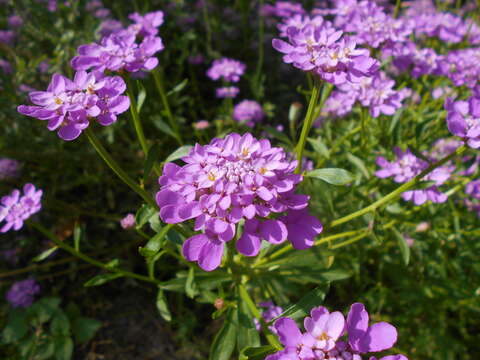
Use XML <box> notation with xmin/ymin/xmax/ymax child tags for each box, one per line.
<box><xmin>254</xmin><ymin>301</ymin><xmax>284</xmax><ymax>335</ymax></box>
<box><xmin>120</xmin><ymin>213</ymin><xmax>135</xmax><ymax>229</ymax></box>
<box><xmin>156</xmin><ymin>133</ymin><xmax>322</xmax><ymax>271</ymax></box>
<box><xmin>6</xmin><ymin>278</ymin><xmax>41</xmax><ymax>308</ymax></box>
<box><xmin>18</xmin><ymin>71</ymin><xmax>130</xmax><ymax>141</ymax></box>
<box><xmin>0</xmin><ymin>184</ymin><xmax>43</xmax><ymax>233</ymax></box>
<box><xmin>266</xmin><ymin>302</ymin><xmax>407</xmax><ymax>360</ymax></box>
<box><xmin>0</xmin><ymin>158</ymin><xmax>21</xmax><ymax>180</ymax></box>
<box><xmin>233</xmin><ymin>100</ymin><xmax>265</xmax><ymax>127</ymax></box>
<box><xmin>207</xmin><ymin>58</ymin><xmax>246</xmax><ymax>83</ymax></box>
<box><xmin>216</xmin><ymin>86</ymin><xmax>240</xmax><ymax>99</ymax></box>
<box><xmin>375</xmin><ymin>147</ymin><xmax>452</xmax><ymax>205</ymax></box>
<box><xmin>445</xmin><ymin>96</ymin><xmax>480</xmax><ymax>148</ymax></box>
<box><xmin>71</xmin><ymin>11</ymin><xmax>165</xmax><ymax>73</ymax></box>
<box><xmin>272</xmin><ymin>21</ymin><xmax>379</xmax><ymax>85</ymax></box>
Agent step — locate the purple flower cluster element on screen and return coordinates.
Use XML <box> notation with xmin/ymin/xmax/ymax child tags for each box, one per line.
<box><xmin>18</xmin><ymin>71</ymin><xmax>129</xmax><ymax>140</ymax></box>
<box><xmin>216</xmin><ymin>86</ymin><xmax>240</xmax><ymax>99</ymax></box>
<box><xmin>207</xmin><ymin>58</ymin><xmax>246</xmax><ymax>83</ymax></box>
<box><xmin>272</xmin><ymin>19</ymin><xmax>378</xmax><ymax>85</ymax></box>
<box><xmin>71</xmin><ymin>11</ymin><xmax>165</xmax><ymax>73</ymax></box>
<box><xmin>120</xmin><ymin>213</ymin><xmax>135</xmax><ymax>229</ymax></box>
<box><xmin>261</xmin><ymin>1</ymin><xmax>306</xmax><ymax>18</ymax></box>
<box><xmin>382</xmin><ymin>41</ymin><xmax>439</xmax><ymax>78</ymax></box>
<box><xmin>266</xmin><ymin>302</ymin><xmax>407</xmax><ymax>360</ymax></box>
<box><xmin>376</xmin><ymin>148</ymin><xmax>452</xmax><ymax>205</ymax></box>
<box><xmin>233</xmin><ymin>100</ymin><xmax>265</xmax><ymax>127</ymax></box>
<box><xmin>445</xmin><ymin>95</ymin><xmax>480</xmax><ymax>149</ymax></box>
<box><xmin>6</xmin><ymin>278</ymin><xmax>41</xmax><ymax>308</ymax></box>
<box><xmin>156</xmin><ymin>133</ymin><xmax>322</xmax><ymax>271</ymax></box>
<box><xmin>0</xmin><ymin>184</ymin><xmax>43</xmax><ymax>233</ymax></box>
<box><xmin>254</xmin><ymin>301</ymin><xmax>284</xmax><ymax>335</ymax></box>
<box><xmin>0</xmin><ymin>158</ymin><xmax>21</xmax><ymax>180</ymax></box>
<box><xmin>436</xmin><ymin>48</ymin><xmax>480</xmax><ymax>88</ymax></box>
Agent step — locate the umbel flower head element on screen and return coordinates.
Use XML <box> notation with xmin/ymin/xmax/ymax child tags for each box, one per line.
<box><xmin>233</xmin><ymin>100</ymin><xmax>265</xmax><ymax>127</ymax></box>
<box><xmin>6</xmin><ymin>278</ymin><xmax>41</xmax><ymax>308</ymax></box>
<box><xmin>0</xmin><ymin>183</ymin><xmax>42</xmax><ymax>233</ymax></box>
<box><xmin>17</xmin><ymin>71</ymin><xmax>129</xmax><ymax>141</ymax></box>
<box><xmin>207</xmin><ymin>58</ymin><xmax>246</xmax><ymax>83</ymax></box>
<box><xmin>272</xmin><ymin>21</ymin><xmax>379</xmax><ymax>85</ymax></box>
<box><xmin>266</xmin><ymin>302</ymin><xmax>407</xmax><ymax>360</ymax></box>
<box><xmin>156</xmin><ymin>133</ymin><xmax>322</xmax><ymax>271</ymax></box>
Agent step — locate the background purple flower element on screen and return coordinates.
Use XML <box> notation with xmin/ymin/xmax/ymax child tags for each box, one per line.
<box><xmin>6</xmin><ymin>279</ymin><xmax>41</xmax><ymax>308</ymax></box>
<box><xmin>232</xmin><ymin>100</ymin><xmax>264</xmax><ymax>127</ymax></box>
<box><xmin>120</xmin><ymin>213</ymin><xmax>135</xmax><ymax>229</ymax></box>
<box><xmin>0</xmin><ymin>158</ymin><xmax>21</xmax><ymax>180</ymax></box>
<box><xmin>206</xmin><ymin>58</ymin><xmax>246</xmax><ymax>83</ymax></box>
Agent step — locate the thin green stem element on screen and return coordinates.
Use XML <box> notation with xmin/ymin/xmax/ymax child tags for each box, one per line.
<box><xmin>85</xmin><ymin>127</ymin><xmax>157</xmax><ymax>208</ymax></box>
<box><xmin>152</xmin><ymin>68</ymin><xmax>182</xmax><ymax>145</ymax></box>
<box><xmin>238</xmin><ymin>284</ymin><xmax>282</xmax><ymax>350</ymax></box>
<box><xmin>30</xmin><ymin>222</ymin><xmax>160</xmax><ymax>285</ymax></box>
<box><xmin>394</xmin><ymin>0</ymin><xmax>402</xmax><ymax>18</ymax></box>
<box><xmin>125</xmin><ymin>77</ymin><xmax>149</xmax><ymax>156</ymax></box>
<box><xmin>329</xmin><ymin>145</ymin><xmax>467</xmax><ymax>228</ymax></box>
<box><xmin>295</xmin><ymin>80</ymin><xmax>321</xmax><ymax>173</ymax></box>
<box><xmin>253</xmin><ymin>0</ymin><xmax>265</xmax><ymax>100</ymax></box>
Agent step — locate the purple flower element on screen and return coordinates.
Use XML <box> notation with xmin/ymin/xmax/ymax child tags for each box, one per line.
<box><xmin>304</xmin><ymin>306</ymin><xmax>345</xmax><ymax>351</ymax></box>
<box><xmin>38</xmin><ymin>61</ymin><xmax>50</xmax><ymax>73</ymax></box>
<box><xmin>94</xmin><ymin>8</ymin><xmax>110</xmax><ymax>19</ymax></box>
<box><xmin>6</xmin><ymin>279</ymin><xmax>40</xmax><ymax>308</ymax></box>
<box><xmin>8</xmin><ymin>15</ymin><xmax>23</xmax><ymax>28</ymax></box>
<box><xmin>375</xmin><ymin>148</ymin><xmax>452</xmax><ymax>205</ymax></box>
<box><xmin>0</xmin><ymin>30</ymin><xmax>15</xmax><ymax>45</ymax></box>
<box><xmin>17</xmin><ymin>71</ymin><xmax>130</xmax><ymax>141</ymax></box>
<box><xmin>188</xmin><ymin>54</ymin><xmax>205</xmax><ymax>65</ymax></box>
<box><xmin>156</xmin><ymin>133</ymin><xmax>322</xmax><ymax>271</ymax></box>
<box><xmin>254</xmin><ymin>301</ymin><xmax>284</xmax><ymax>334</ymax></box>
<box><xmin>120</xmin><ymin>213</ymin><xmax>135</xmax><ymax>229</ymax></box>
<box><xmin>232</xmin><ymin>100</ymin><xmax>264</xmax><ymax>127</ymax></box>
<box><xmin>128</xmin><ymin>11</ymin><xmax>164</xmax><ymax>37</ymax></box>
<box><xmin>261</xmin><ymin>1</ymin><xmax>306</xmax><ymax>18</ymax></box>
<box><xmin>465</xmin><ymin>180</ymin><xmax>480</xmax><ymax>200</ymax></box>
<box><xmin>0</xmin><ymin>158</ymin><xmax>21</xmax><ymax>179</ymax></box>
<box><xmin>98</xmin><ymin>19</ymin><xmax>124</xmax><ymax>37</ymax></box>
<box><xmin>207</xmin><ymin>58</ymin><xmax>246</xmax><ymax>83</ymax></box>
<box><xmin>216</xmin><ymin>86</ymin><xmax>239</xmax><ymax>99</ymax></box>
<box><xmin>272</xmin><ymin>22</ymin><xmax>379</xmax><ymax>85</ymax></box>
<box><xmin>0</xmin><ymin>184</ymin><xmax>43</xmax><ymax>233</ymax></box>
<box><xmin>277</xmin><ymin>14</ymin><xmax>327</xmax><ymax>38</ymax></box>
<box><xmin>0</xmin><ymin>58</ymin><xmax>12</xmax><ymax>74</ymax></box>
<box><xmin>193</xmin><ymin>120</ymin><xmax>210</xmax><ymax>130</ymax></box>
<box><xmin>445</xmin><ymin>96</ymin><xmax>480</xmax><ymax>148</ymax></box>
<box><xmin>382</xmin><ymin>41</ymin><xmax>439</xmax><ymax>78</ymax></box>
<box><xmin>436</xmin><ymin>48</ymin><xmax>480</xmax><ymax>88</ymax></box>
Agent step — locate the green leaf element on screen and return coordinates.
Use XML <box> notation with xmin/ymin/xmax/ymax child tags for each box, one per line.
<box><xmin>164</xmin><ymin>145</ymin><xmax>193</xmax><ymax>163</ymax></box>
<box><xmin>35</xmin><ymin>340</ymin><xmax>55</xmax><ymax>360</ymax></box>
<box><xmin>392</xmin><ymin>228</ymin><xmax>410</xmax><ymax>266</ymax></box>
<box><xmin>185</xmin><ymin>267</ymin><xmax>196</xmax><ymax>298</ymax></box>
<box><xmin>152</xmin><ymin>116</ymin><xmax>177</xmax><ymax>139</ymax></box>
<box><xmin>269</xmin><ymin>284</ymin><xmax>330</xmax><ymax>324</ymax></box>
<box><xmin>167</xmin><ymin>78</ymin><xmax>188</xmax><ymax>96</ymax></box>
<box><xmin>135</xmin><ymin>204</ymin><xmax>157</xmax><ymax>229</ymax></box>
<box><xmin>73</xmin><ymin>223</ymin><xmax>84</xmax><ymax>252</ymax></box>
<box><xmin>28</xmin><ymin>297</ymin><xmax>61</xmax><ymax>324</ymax></box>
<box><xmin>346</xmin><ymin>153</ymin><xmax>369</xmax><ymax>179</ymax></box>
<box><xmin>72</xmin><ymin>317</ymin><xmax>102</xmax><ymax>344</ymax></box>
<box><xmin>139</xmin><ymin>227</ymin><xmax>169</xmax><ymax>257</ymax></box>
<box><xmin>239</xmin><ymin>345</ymin><xmax>277</xmax><ymax>360</ymax></box>
<box><xmin>156</xmin><ymin>288</ymin><xmax>172</xmax><ymax>322</ymax></box>
<box><xmin>144</xmin><ymin>143</ymin><xmax>161</xmax><ymax>182</ymax></box>
<box><xmin>54</xmin><ymin>336</ymin><xmax>73</xmax><ymax>360</ymax></box>
<box><xmin>236</xmin><ymin>297</ymin><xmax>260</xmax><ymax>354</ymax></box>
<box><xmin>136</xmin><ymin>82</ymin><xmax>147</xmax><ymax>113</ymax></box>
<box><xmin>208</xmin><ymin>308</ymin><xmax>237</xmax><ymax>360</ymax></box>
<box><xmin>84</xmin><ymin>273</ymin><xmax>123</xmax><ymax>287</ymax></box>
<box><xmin>307</xmin><ymin>137</ymin><xmax>330</xmax><ymax>159</ymax></box>
<box><xmin>51</xmin><ymin>311</ymin><xmax>71</xmax><ymax>336</ymax></box>
<box><xmin>2</xmin><ymin>309</ymin><xmax>29</xmax><ymax>343</ymax></box>
<box><xmin>32</xmin><ymin>246</ymin><xmax>58</xmax><ymax>262</ymax></box>
<box><xmin>306</xmin><ymin>168</ymin><xmax>353</xmax><ymax>185</ymax></box>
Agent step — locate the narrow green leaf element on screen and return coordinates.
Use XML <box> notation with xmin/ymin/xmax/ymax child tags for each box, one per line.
<box><xmin>139</xmin><ymin>226</ymin><xmax>169</xmax><ymax>257</ymax></box>
<box><xmin>54</xmin><ymin>336</ymin><xmax>73</xmax><ymax>360</ymax></box>
<box><xmin>392</xmin><ymin>228</ymin><xmax>410</xmax><ymax>266</ymax></box>
<box><xmin>144</xmin><ymin>143</ymin><xmax>161</xmax><ymax>182</ymax></box>
<box><xmin>240</xmin><ymin>345</ymin><xmax>277</xmax><ymax>360</ymax></box>
<box><xmin>72</xmin><ymin>317</ymin><xmax>101</xmax><ymax>344</ymax></box>
<box><xmin>269</xmin><ymin>284</ymin><xmax>330</xmax><ymax>324</ymax></box>
<box><xmin>164</xmin><ymin>145</ymin><xmax>193</xmax><ymax>163</ymax></box>
<box><xmin>136</xmin><ymin>82</ymin><xmax>147</xmax><ymax>113</ymax></box>
<box><xmin>346</xmin><ymin>153</ymin><xmax>369</xmax><ymax>179</ymax></box>
<box><xmin>152</xmin><ymin>116</ymin><xmax>177</xmax><ymax>138</ymax></box>
<box><xmin>307</xmin><ymin>137</ymin><xmax>330</xmax><ymax>158</ymax></box>
<box><xmin>135</xmin><ymin>204</ymin><xmax>157</xmax><ymax>229</ymax></box>
<box><xmin>32</xmin><ymin>246</ymin><xmax>58</xmax><ymax>262</ymax></box>
<box><xmin>208</xmin><ymin>308</ymin><xmax>237</xmax><ymax>360</ymax></box>
<box><xmin>185</xmin><ymin>267</ymin><xmax>196</xmax><ymax>298</ymax></box>
<box><xmin>167</xmin><ymin>78</ymin><xmax>188</xmax><ymax>96</ymax></box>
<box><xmin>156</xmin><ymin>288</ymin><xmax>172</xmax><ymax>322</ymax></box>
<box><xmin>236</xmin><ymin>296</ymin><xmax>260</xmax><ymax>353</ymax></box>
<box><xmin>306</xmin><ymin>168</ymin><xmax>353</xmax><ymax>185</ymax></box>
<box><xmin>84</xmin><ymin>273</ymin><xmax>123</xmax><ymax>287</ymax></box>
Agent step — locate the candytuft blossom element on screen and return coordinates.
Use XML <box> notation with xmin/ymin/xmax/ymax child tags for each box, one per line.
<box><xmin>120</xmin><ymin>213</ymin><xmax>135</xmax><ymax>229</ymax></box>
<box><xmin>0</xmin><ymin>158</ymin><xmax>21</xmax><ymax>180</ymax></box>
<box><xmin>156</xmin><ymin>133</ymin><xmax>322</xmax><ymax>271</ymax></box>
<box><xmin>0</xmin><ymin>183</ymin><xmax>43</xmax><ymax>233</ymax></box>
<box><xmin>206</xmin><ymin>58</ymin><xmax>246</xmax><ymax>83</ymax></box>
<box><xmin>216</xmin><ymin>86</ymin><xmax>239</xmax><ymax>99</ymax></box>
<box><xmin>233</xmin><ymin>100</ymin><xmax>265</xmax><ymax>127</ymax></box>
<box><xmin>17</xmin><ymin>71</ymin><xmax>129</xmax><ymax>140</ymax></box>
<box><xmin>6</xmin><ymin>278</ymin><xmax>40</xmax><ymax>308</ymax></box>
<box><xmin>445</xmin><ymin>95</ymin><xmax>480</xmax><ymax>148</ymax></box>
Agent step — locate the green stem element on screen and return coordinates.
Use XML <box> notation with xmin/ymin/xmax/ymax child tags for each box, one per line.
<box><xmin>125</xmin><ymin>77</ymin><xmax>149</xmax><ymax>156</ymax></box>
<box><xmin>85</xmin><ymin>127</ymin><xmax>157</xmax><ymax>208</ymax></box>
<box><xmin>295</xmin><ymin>79</ymin><xmax>321</xmax><ymax>173</ymax></box>
<box><xmin>329</xmin><ymin>145</ymin><xmax>467</xmax><ymax>228</ymax></box>
<box><xmin>394</xmin><ymin>0</ymin><xmax>402</xmax><ymax>18</ymax></box>
<box><xmin>152</xmin><ymin>68</ymin><xmax>182</xmax><ymax>145</ymax></box>
<box><xmin>30</xmin><ymin>222</ymin><xmax>160</xmax><ymax>285</ymax></box>
<box><xmin>253</xmin><ymin>0</ymin><xmax>265</xmax><ymax>100</ymax></box>
<box><xmin>238</xmin><ymin>284</ymin><xmax>282</xmax><ymax>350</ymax></box>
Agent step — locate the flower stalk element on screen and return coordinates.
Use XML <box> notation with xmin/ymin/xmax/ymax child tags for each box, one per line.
<box><xmin>125</xmin><ymin>76</ymin><xmax>150</xmax><ymax>156</ymax></box>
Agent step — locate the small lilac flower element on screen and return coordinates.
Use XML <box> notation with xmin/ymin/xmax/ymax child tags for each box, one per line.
<box><xmin>188</xmin><ymin>54</ymin><xmax>205</xmax><ymax>65</ymax></box>
<box><xmin>254</xmin><ymin>301</ymin><xmax>284</xmax><ymax>334</ymax></box>
<box><xmin>216</xmin><ymin>86</ymin><xmax>239</xmax><ymax>99</ymax></box>
<box><xmin>445</xmin><ymin>96</ymin><xmax>480</xmax><ymax>148</ymax></box>
<box><xmin>304</xmin><ymin>306</ymin><xmax>345</xmax><ymax>351</ymax></box>
<box><xmin>128</xmin><ymin>11</ymin><xmax>164</xmax><ymax>37</ymax></box>
<box><xmin>375</xmin><ymin>148</ymin><xmax>452</xmax><ymax>205</ymax></box>
<box><xmin>0</xmin><ymin>158</ymin><xmax>21</xmax><ymax>179</ymax></box>
<box><xmin>38</xmin><ymin>61</ymin><xmax>50</xmax><ymax>73</ymax></box>
<box><xmin>436</xmin><ymin>48</ymin><xmax>480</xmax><ymax>88</ymax></box>
<box><xmin>232</xmin><ymin>100</ymin><xmax>264</xmax><ymax>127</ymax></box>
<box><xmin>272</xmin><ymin>22</ymin><xmax>379</xmax><ymax>85</ymax></box>
<box><xmin>465</xmin><ymin>180</ymin><xmax>480</xmax><ymax>200</ymax></box>
<box><xmin>207</xmin><ymin>58</ymin><xmax>246</xmax><ymax>83</ymax></box>
<box><xmin>8</xmin><ymin>15</ymin><xmax>23</xmax><ymax>28</ymax></box>
<box><xmin>94</xmin><ymin>8</ymin><xmax>110</xmax><ymax>19</ymax></box>
<box><xmin>0</xmin><ymin>184</ymin><xmax>43</xmax><ymax>233</ymax></box>
<box><xmin>120</xmin><ymin>213</ymin><xmax>135</xmax><ymax>229</ymax></box>
<box><xmin>156</xmin><ymin>133</ymin><xmax>322</xmax><ymax>271</ymax></box>
<box><xmin>0</xmin><ymin>59</ymin><xmax>12</xmax><ymax>74</ymax></box>
<box><xmin>383</xmin><ymin>41</ymin><xmax>439</xmax><ymax>78</ymax></box>
<box><xmin>193</xmin><ymin>120</ymin><xmax>210</xmax><ymax>130</ymax></box>
<box><xmin>261</xmin><ymin>1</ymin><xmax>306</xmax><ymax>18</ymax></box>
<box><xmin>432</xmin><ymin>86</ymin><xmax>455</xmax><ymax>100</ymax></box>
<box><xmin>6</xmin><ymin>279</ymin><xmax>40</xmax><ymax>308</ymax></box>
<box><xmin>98</xmin><ymin>19</ymin><xmax>124</xmax><ymax>37</ymax></box>
<box><xmin>17</xmin><ymin>71</ymin><xmax>130</xmax><ymax>141</ymax></box>
<box><xmin>0</xmin><ymin>30</ymin><xmax>15</xmax><ymax>45</ymax></box>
